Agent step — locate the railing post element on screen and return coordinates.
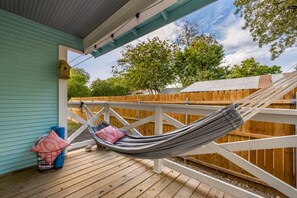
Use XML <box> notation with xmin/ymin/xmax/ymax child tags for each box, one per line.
<box><xmin>104</xmin><ymin>104</ymin><xmax>110</xmax><ymax>123</ymax></box>
<box><xmin>154</xmin><ymin>106</ymin><xmax>163</xmax><ymax>173</ymax></box>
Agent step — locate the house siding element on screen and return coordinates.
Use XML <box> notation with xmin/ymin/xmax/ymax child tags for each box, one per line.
<box><xmin>0</xmin><ymin>9</ymin><xmax>82</xmax><ymax>175</ymax></box>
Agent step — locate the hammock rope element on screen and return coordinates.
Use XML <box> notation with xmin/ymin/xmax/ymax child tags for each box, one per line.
<box><xmin>82</xmin><ymin>71</ymin><xmax>297</xmax><ymax>159</ymax></box>
<box><xmin>238</xmin><ymin>71</ymin><xmax>297</xmax><ymax>121</ymax></box>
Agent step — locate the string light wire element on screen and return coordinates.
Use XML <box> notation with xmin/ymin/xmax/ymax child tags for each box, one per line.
<box><xmin>68</xmin><ymin>54</ymin><xmax>84</xmax><ymax>63</ymax></box>
<box><xmin>72</xmin><ymin>56</ymin><xmax>93</xmax><ymax>68</ymax></box>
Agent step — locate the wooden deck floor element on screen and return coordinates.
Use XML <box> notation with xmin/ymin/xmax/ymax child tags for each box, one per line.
<box><xmin>0</xmin><ymin>148</ymin><xmax>232</xmax><ymax>198</ymax></box>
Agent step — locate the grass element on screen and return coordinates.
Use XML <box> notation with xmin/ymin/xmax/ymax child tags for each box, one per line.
<box><xmin>67</xmin><ymin>120</ymin><xmax>92</xmax><ymax>143</ymax></box>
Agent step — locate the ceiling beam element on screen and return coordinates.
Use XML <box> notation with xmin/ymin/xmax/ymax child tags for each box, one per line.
<box><xmin>161</xmin><ymin>10</ymin><xmax>169</xmax><ymax>21</ymax></box>
<box><xmin>131</xmin><ymin>28</ymin><xmax>138</xmax><ymax>36</ymax></box>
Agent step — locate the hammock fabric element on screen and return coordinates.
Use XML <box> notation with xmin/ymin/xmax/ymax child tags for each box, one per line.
<box><xmin>88</xmin><ymin>104</ymin><xmax>243</xmax><ymax>159</ymax></box>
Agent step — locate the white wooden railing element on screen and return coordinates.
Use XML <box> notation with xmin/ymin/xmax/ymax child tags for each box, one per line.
<box><xmin>67</xmin><ymin>101</ymin><xmax>297</xmax><ymax>198</ymax></box>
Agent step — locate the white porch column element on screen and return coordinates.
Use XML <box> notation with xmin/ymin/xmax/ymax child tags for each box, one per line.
<box><xmin>58</xmin><ymin>45</ymin><xmax>68</xmax><ymax>154</ymax></box>
<box><xmin>154</xmin><ymin>106</ymin><xmax>163</xmax><ymax>173</ymax></box>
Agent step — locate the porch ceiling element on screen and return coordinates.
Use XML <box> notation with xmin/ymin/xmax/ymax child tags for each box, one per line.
<box><xmin>0</xmin><ymin>0</ymin><xmax>129</xmax><ymax>38</ymax></box>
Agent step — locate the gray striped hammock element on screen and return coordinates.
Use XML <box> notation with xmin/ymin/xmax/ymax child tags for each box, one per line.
<box><xmin>87</xmin><ymin>104</ymin><xmax>243</xmax><ymax>159</ymax></box>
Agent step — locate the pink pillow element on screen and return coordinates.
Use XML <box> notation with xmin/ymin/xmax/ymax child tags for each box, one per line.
<box><xmin>95</xmin><ymin>126</ymin><xmax>125</xmax><ymax>144</ymax></box>
<box><xmin>31</xmin><ymin>130</ymin><xmax>70</xmax><ymax>165</ymax></box>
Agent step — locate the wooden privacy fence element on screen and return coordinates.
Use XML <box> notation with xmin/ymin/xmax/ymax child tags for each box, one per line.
<box><xmin>70</xmin><ymin>88</ymin><xmax>297</xmax><ymax>187</ymax></box>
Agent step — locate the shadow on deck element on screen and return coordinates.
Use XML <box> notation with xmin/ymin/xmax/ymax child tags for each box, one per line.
<box><xmin>0</xmin><ymin>148</ymin><xmax>232</xmax><ymax>198</ymax></box>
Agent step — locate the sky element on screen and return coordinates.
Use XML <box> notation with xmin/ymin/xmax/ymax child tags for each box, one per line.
<box><xmin>68</xmin><ymin>0</ymin><xmax>297</xmax><ymax>83</ymax></box>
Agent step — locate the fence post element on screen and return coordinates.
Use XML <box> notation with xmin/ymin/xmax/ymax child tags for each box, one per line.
<box><xmin>295</xmin><ymin>93</ymin><xmax>297</xmax><ymax>187</ymax></box>
<box><xmin>138</xmin><ymin>99</ymin><xmax>141</xmax><ymax>121</ymax></box>
<box><xmin>185</xmin><ymin>97</ymin><xmax>189</xmax><ymax>125</ymax></box>
<box><xmin>104</xmin><ymin>104</ymin><xmax>110</xmax><ymax>123</ymax></box>
<box><xmin>154</xmin><ymin>106</ymin><xmax>163</xmax><ymax>173</ymax></box>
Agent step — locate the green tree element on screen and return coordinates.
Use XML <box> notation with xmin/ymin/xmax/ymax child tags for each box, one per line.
<box><xmin>234</xmin><ymin>0</ymin><xmax>297</xmax><ymax>60</ymax></box>
<box><xmin>90</xmin><ymin>77</ymin><xmax>129</xmax><ymax>96</ymax></box>
<box><xmin>173</xmin><ymin>34</ymin><xmax>227</xmax><ymax>87</ymax></box>
<box><xmin>68</xmin><ymin>68</ymin><xmax>91</xmax><ymax>99</ymax></box>
<box><xmin>112</xmin><ymin>37</ymin><xmax>176</xmax><ymax>93</ymax></box>
<box><xmin>227</xmin><ymin>58</ymin><xmax>282</xmax><ymax>78</ymax></box>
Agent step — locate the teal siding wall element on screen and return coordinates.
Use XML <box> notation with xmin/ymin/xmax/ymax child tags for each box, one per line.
<box><xmin>0</xmin><ymin>9</ymin><xmax>82</xmax><ymax>175</ymax></box>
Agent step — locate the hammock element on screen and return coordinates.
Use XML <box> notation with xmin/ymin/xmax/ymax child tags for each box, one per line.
<box><xmin>84</xmin><ymin>71</ymin><xmax>297</xmax><ymax>159</ymax></box>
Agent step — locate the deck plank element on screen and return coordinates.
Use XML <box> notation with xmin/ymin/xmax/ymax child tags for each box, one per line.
<box><xmin>223</xmin><ymin>193</ymin><xmax>234</xmax><ymax>198</ymax></box>
<box><xmin>65</xmin><ymin>159</ymin><xmax>148</xmax><ymax>198</ymax></box>
<box><xmin>0</xmin><ymin>148</ymin><xmax>89</xmax><ymax>183</ymax></box>
<box><xmin>88</xmin><ymin>161</ymin><xmax>155</xmax><ymax>197</ymax></box>
<box><xmin>138</xmin><ymin>169</ymin><xmax>181</xmax><ymax>198</ymax></box>
<box><xmin>2</xmin><ymin>152</ymin><xmax>122</xmax><ymax>198</ymax></box>
<box><xmin>63</xmin><ymin>149</ymin><xmax>106</xmax><ymax>165</ymax></box>
<box><xmin>119</xmin><ymin>167</ymin><xmax>172</xmax><ymax>198</ymax></box>
<box><xmin>0</xmin><ymin>166</ymin><xmax>38</xmax><ymax>190</ymax></box>
<box><xmin>207</xmin><ymin>188</ymin><xmax>225</xmax><ymax>198</ymax></box>
<box><xmin>173</xmin><ymin>178</ymin><xmax>201</xmax><ymax>198</ymax></box>
<box><xmin>32</xmin><ymin>157</ymin><xmax>134</xmax><ymax>198</ymax></box>
<box><xmin>191</xmin><ymin>183</ymin><xmax>212</xmax><ymax>198</ymax></box>
<box><xmin>157</xmin><ymin>174</ymin><xmax>190</xmax><ymax>197</ymax></box>
<box><xmin>0</xmin><ymin>149</ymin><xmax>110</xmax><ymax>191</ymax></box>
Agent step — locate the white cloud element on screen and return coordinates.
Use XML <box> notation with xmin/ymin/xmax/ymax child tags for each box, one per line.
<box><xmin>222</xmin><ymin>46</ymin><xmax>271</xmax><ymax>66</ymax></box>
<box><xmin>217</xmin><ymin>14</ymin><xmax>252</xmax><ymax>53</ymax></box>
<box><xmin>128</xmin><ymin>23</ymin><xmax>178</xmax><ymax>46</ymax></box>
<box><xmin>144</xmin><ymin>23</ymin><xmax>178</xmax><ymax>42</ymax></box>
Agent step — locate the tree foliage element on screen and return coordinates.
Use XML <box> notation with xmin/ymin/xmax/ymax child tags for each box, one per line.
<box><xmin>112</xmin><ymin>37</ymin><xmax>176</xmax><ymax>93</ymax></box>
<box><xmin>173</xmin><ymin>34</ymin><xmax>226</xmax><ymax>87</ymax></box>
<box><xmin>234</xmin><ymin>0</ymin><xmax>297</xmax><ymax>60</ymax></box>
<box><xmin>67</xmin><ymin>68</ymin><xmax>91</xmax><ymax>99</ymax></box>
<box><xmin>227</xmin><ymin>58</ymin><xmax>282</xmax><ymax>78</ymax></box>
<box><xmin>90</xmin><ymin>77</ymin><xmax>129</xmax><ymax>96</ymax></box>
<box><xmin>175</xmin><ymin>19</ymin><xmax>199</xmax><ymax>47</ymax></box>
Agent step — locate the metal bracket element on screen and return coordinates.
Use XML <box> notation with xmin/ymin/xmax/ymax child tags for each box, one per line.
<box><xmin>291</xmin><ymin>99</ymin><xmax>297</xmax><ymax>104</ymax></box>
